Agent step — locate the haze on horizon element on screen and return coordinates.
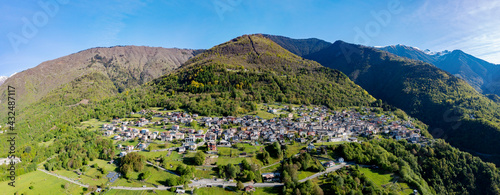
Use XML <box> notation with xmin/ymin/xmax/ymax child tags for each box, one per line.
<box><xmin>1</xmin><ymin>0</ymin><xmax>499</xmax><ymax>76</ymax></box>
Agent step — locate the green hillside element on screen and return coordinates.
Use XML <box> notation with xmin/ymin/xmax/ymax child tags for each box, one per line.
<box><xmin>304</xmin><ymin>41</ymin><xmax>500</xmax><ymax>164</ymax></box>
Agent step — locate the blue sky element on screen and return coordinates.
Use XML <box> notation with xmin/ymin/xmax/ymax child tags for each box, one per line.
<box><xmin>1</xmin><ymin>0</ymin><xmax>499</xmax><ymax>76</ymax></box>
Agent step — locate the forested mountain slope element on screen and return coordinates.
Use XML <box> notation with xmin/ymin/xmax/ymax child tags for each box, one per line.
<box><xmin>303</xmin><ymin>41</ymin><xmax>500</xmax><ymax>164</ymax></box>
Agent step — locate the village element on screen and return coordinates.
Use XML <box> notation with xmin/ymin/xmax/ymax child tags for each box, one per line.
<box><xmin>101</xmin><ymin>104</ymin><xmax>427</xmax><ymax>159</ymax></box>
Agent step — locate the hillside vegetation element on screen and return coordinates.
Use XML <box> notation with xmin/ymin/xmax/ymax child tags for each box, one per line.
<box><xmin>304</xmin><ymin>41</ymin><xmax>500</xmax><ymax>164</ymax></box>
<box><xmin>0</xmin><ymin>46</ymin><xmax>201</xmax><ymax>115</ymax></box>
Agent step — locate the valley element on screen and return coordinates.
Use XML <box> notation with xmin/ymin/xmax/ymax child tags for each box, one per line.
<box><xmin>1</xmin><ymin>34</ymin><xmax>499</xmax><ymax>195</ymax></box>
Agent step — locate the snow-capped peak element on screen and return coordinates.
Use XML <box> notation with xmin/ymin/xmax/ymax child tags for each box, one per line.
<box><xmin>423</xmin><ymin>49</ymin><xmax>451</xmax><ymax>56</ymax></box>
<box><xmin>0</xmin><ymin>72</ymin><xmax>16</xmax><ymax>86</ymax></box>
<box><xmin>0</xmin><ymin>76</ymin><xmax>8</xmax><ymax>86</ymax></box>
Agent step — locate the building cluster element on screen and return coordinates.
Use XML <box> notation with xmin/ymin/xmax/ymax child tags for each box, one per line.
<box><xmin>102</xmin><ymin>105</ymin><xmax>426</xmax><ymax>153</ymax></box>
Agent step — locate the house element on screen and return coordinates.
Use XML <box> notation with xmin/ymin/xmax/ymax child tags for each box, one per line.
<box><xmin>119</xmin><ymin>151</ymin><xmax>127</xmax><ymax>157</ymax></box>
<box><xmin>125</xmin><ymin>145</ymin><xmax>134</xmax><ymax>151</ymax></box>
<box><xmin>176</xmin><ymin>188</ymin><xmax>186</xmax><ymax>194</ymax></box>
<box><xmin>178</xmin><ymin>147</ymin><xmax>186</xmax><ymax>153</ymax></box>
<box><xmin>323</xmin><ymin>161</ymin><xmax>335</xmax><ymax>168</ymax></box>
<box><xmin>137</xmin><ymin>143</ymin><xmax>147</xmax><ymax>150</ymax></box>
<box><xmin>172</xmin><ymin>125</ymin><xmax>180</xmax><ymax>130</ymax></box>
<box><xmin>218</xmin><ymin>140</ymin><xmax>231</xmax><ymax>147</ymax></box>
<box><xmin>103</xmin><ymin>130</ymin><xmax>113</xmax><ymax>136</ymax></box>
<box><xmin>262</xmin><ymin>172</ymin><xmax>280</xmax><ymax>182</ymax></box>
<box><xmin>183</xmin><ymin>142</ymin><xmax>197</xmax><ymax>151</ymax></box>
<box><xmin>175</xmin><ymin>132</ymin><xmax>185</xmax><ymax>140</ymax></box>
<box><xmin>140</xmin><ymin>129</ymin><xmax>149</xmax><ymax>134</ymax></box>
<box><xmin>207</xmin><ymin>142</ymin><xmax>217</xmax><ymax>151</ymax></box>
<box><xmin>296</xmin><ymin>137</ymin><xmax>306</xmax><ymax>143</ymax></box>
<box><xmin>244</xmin><ymin>186</ymin><xmax>255</xmax><ymax>192</ymax></box>
<box><xmin>206</xmin><ymin>132</ymin><xmax>217</xmax><ymax>142</ymax></box>
<box><xmin>307</xmin><ymin>144</ymin><xmax>315</xmax><ymax>151</ymax></box>
<box><xmin>185</xmin><ymin>135</ymin><xmax>196</xmax><ymax>143</ymax></box>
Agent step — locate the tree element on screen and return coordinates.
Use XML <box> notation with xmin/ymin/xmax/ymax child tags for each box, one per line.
<box><xmin>312</xmin><ymin>183</ymin><xmax>324</xmax><ymax>195</ymax></box>
<box><xmin>237</xmin><ymin>181</ymin><xmax>244</xmax><ymax>190</ymax></box>
<box><xmin>121</xmin><ymin>152</ymin><xmax>145</xmax><ymax>173</ymax></box>
<box><xmin>194</xmin><ymin>151</ymin><xmax>205</xmax><ymax>165</ymax></box>
<box><xmin>120</xmin><ymin>164</ymin><xmax>132</xmax><ymax>179</ymax></box>
<box><xmin>139</xmin><ymin>170</ymin><xmax>151</xmax><ymax>180</ymax></box>
<box><xmin>260</xmin><ymin>150</ymin><xmax>270</xmax><ymax>165</ymax></box>
<box><xmin>190</xmin><ymin>120</ymin><xmax>198</xmax><ymax>129</ymax></box>
<box><xmin>242</xmin><ymin>159</ymin><xmax>251</xmax><ymax>171</ymax></box>
<box><xmin>225</xmin><ymin>164</ymin><xmax>238</xmax><ymax>179</ymax></box>
<box><xmin>88</xmin><ymin>185</ymin><xmax>97</xmax><ymax>192</ymax></box>
<box><xmin>166</xmin><ymin>177</ymin><xmax>178</xmax><ymax>186</ymax></box>
<box><xmin>217</xmin><ymin>164</ymin><xmax>225</xmax><ymax>178</ymax></box>
<box><xmin>244</xmin><ymin>170</ymin><xmax>255</xmax><ymax>182</ymax></box>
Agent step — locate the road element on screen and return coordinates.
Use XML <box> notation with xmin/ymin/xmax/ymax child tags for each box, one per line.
<box><xmin>146</xmin><ymin>161</ymin><xmax>180</xmax><ymax>176</ymax></box>
<box><xmin>37</xmin><ymin>169</ymin><xmax>89</xmax><ymax>188</ymax></box>
<box><xmin>261</xmin><ymin>161</ymin><xmax>281</xmax><ymax>170</ymax></box>
<box><xmin>37</xmin><ymin>158</ymin><xmax>347</xmax><ymax>191</ymax></box>
<box><xmin>298</xmin><ymin>163</ymin><xmax>346</xmax><ymax>183</ymax></box>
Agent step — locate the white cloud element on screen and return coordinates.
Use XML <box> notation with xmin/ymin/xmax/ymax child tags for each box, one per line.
<box><xmin>409</xmin><ymin>0</ymin><xmax>500</xmax><ymax>64</ymax></box>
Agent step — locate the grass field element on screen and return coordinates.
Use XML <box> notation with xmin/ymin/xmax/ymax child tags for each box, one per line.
<box><xmin>80</xmin><ymin>118</ymin><xmax>107</xmax><ymax>131</ymax></box>
<box><xmin>137</xmin><ymin>150</ymin><xmax>171</xmax><ymax>160</ymax></box>
<box><xmin>285</xmin><ymin>143</ymin><xmax>306</xmax><ymax>158</ymax></box>
<box><xmin>359</xmin><ymin>167</ymin><xmax>414</xmax><ymax>194</ymax></box>
<box><xmin>261</xmin><ymin>162</ymin><xmax>281</xmax><ymax>173</ymax></box>
<box><xmin>38</xmin><ymin>138</ymin><xmax>55</xmax><ymax>147</ymax></box>
<box><xmin>0</xmin><ymin>170</ymin><xmax>86</xmax><ymax>195</ymax></box>
<box><xmin>297</xmin><ymin>170</ymin><xmax>316</xmax><ymax>180</ymax></box>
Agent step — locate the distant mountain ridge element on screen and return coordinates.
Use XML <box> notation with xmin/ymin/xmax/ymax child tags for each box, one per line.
<box><xmin>0</xmin><ymin>46</ymin><xmax>203</xmax><ymax>112</ymax></box>
<box><xmin>262</xmin><ymin>34</ymin><xmax>332</xmax><ymax>56</ymax></box>
<box><xmin>378</xmin><ymin>44</ymin><xmax>500</xmax><ymax>97</ymax></box>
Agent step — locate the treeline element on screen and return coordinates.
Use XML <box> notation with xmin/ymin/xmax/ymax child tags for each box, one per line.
<box><xmin>216</xmin><ymin>159</ymin><xmax>262</xmax><ymax>183</ymax></box>
<box><xmin>43</xmin><ymin>127</ymin><xmax>115</xmax><ymax>171</ymax></box>
<box><xmin>333</xmin><ymin>139</ymin><xmax>500</xmax><ymax>194</ymax></box>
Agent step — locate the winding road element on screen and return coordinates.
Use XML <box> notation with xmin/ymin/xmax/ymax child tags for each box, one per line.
<box><xmin>298</xmin><ymin>163</ymin><xmax>346</xmax><ymax>183</ymax></box>
<box><xmin>37</xmin><ymin>162</ymin><xmax>346</xmax><ymax>191</ymax></box>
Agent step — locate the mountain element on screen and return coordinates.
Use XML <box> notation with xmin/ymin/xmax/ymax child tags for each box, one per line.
<box><xmin>2</xmin><ymin>34</ymin><xmax>500</xmax><ymax>195</ymax></box>
<box><xmin>262</xmin><ymin>34</ymin><xmax>332</xmax><ymax>56</ymax></box>
<box><xmin>0</xmin><ymin>34</ymin><xmax>377</xmax><ymax>156</ymax></box>
<box><xmin>300</xmin><ymin>40</ymin><xmax>500</xmax><ymax>164</ymax></box>
<box><xmin>378</xmin><ymin>45</ymin><xmax>500</xmax><ymax>97</ymax></box>
<box><xmin>147</xmin><ymin>34</ymin><xmax>376</xmax><ymax>115</ymax></box>
<box><xmin>0</xmin><ymin>76</ymin><xmax>7</xmax><ymax>86</ymax></box>
<box><xmin>0</xmin><ymin>46</ymin><xmax>203</xmax><ymax>113</ymax></box>
<box><xmin>376</xmin><ymin>44</ymin><xmax>438</xmax><ymax>64</ymax></box>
